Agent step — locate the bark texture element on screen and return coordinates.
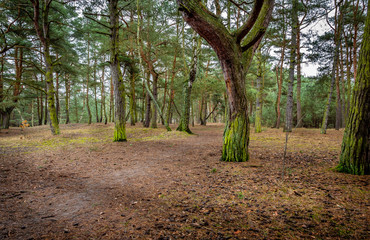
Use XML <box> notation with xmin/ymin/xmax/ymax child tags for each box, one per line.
<box><xmin>337</xmin><ymin>5</ymin><xmax>370</xmax><ymax>175</ymax></box>
<box><xmin>109</xmin><ymin>0</ymin><xmax>126</xmax><ymax>142</ymax></box>
<box><xmin>31</xmin><ymin>0</ymin><xmax>60</xmax><ymax>134</ymax></box>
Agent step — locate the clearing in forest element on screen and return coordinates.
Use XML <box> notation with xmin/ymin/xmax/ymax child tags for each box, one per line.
<box><xmin>0</xmin><ymin>124</ymin><xmax>369</xmax><ymax>239</ymax></box>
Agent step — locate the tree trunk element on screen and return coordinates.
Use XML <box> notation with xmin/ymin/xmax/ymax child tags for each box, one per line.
<box><xmin>74</xmin><ymin>91</ymin><xmax>79</xmax><ymax>123</ymax></box>
<box><xmin>144</xmin><ymin>72</ymin><xmax>151</xmax><ymax>128</ymax></box>
<box><xmin>296</xmin><ymin>25</ymin><xmax>302</xmax><ymax>127</ymax></box>
<box><xmin>335</xmin><ymin>61</ymin><xmax>342</xmax><ymax>130</ymax></box>
<box><xmin>161</xmin><ymin>71</ymin><xmax>168</xmax><ymax>125</ymax></box>
<box><xmin>109</xmin><ymin>75</ymin><xmax>113</xmax><ymax>123</ymax></box>
<box><xmin>255</xmin><ymin>48</ymin><xmax>262</xmax><ymax>133</ymax></box>
<box><xmin>0</xmin><ymin>53</ymin><xmax>3</xmax><ymax>128</ymax></box>
<box><xmin>150</xmin><ymin>73</ymin><xmax>158</xmax><ymax>128</ymax></box>
<box><xmin>321</xmin><ymin>3</ymin><xmax>341</xmax><ymax>134</ymax></box>
<box><xmin>86</xmin><ymin>37</ymin><xmax>92</xmax><ymax>125</ymax></box>
<box><xmin>337</xmin><ymin>5</ymin><xmax>369</xmax><ymax>175</ymax></box>
<box><xmin>129</xmin><ymin>66</ymin><xmax>137</xmax><ymax>126</ymax></box>
<box><xmin>101</xmin><ymin>60</ymin><xmax>107</xmax><ymax>124</ymax></box>
<box><xmin>166</xmin><ymin>51</ymin><xmax>177</xmax><ymax>126</ymax></box>
<box><xmin>144</xmin><ymin>76</ymin><xmax>171</xmax><ymax>131</ymax></box>
<box><xmin>178</xmin><ymin>0</ymin><xmax>274</xmax><ymax>162</ymax></box>
<box><xmin>55</xmin><ymin>71</ymin><xmax>60</xmax><ymax>122</ymax></box>
<box><xmin>177</xmin><ymin>32</ymin><xmax>201</xmax><ymax>133</ymax></box>
<box><xmin>65</xmin><ymin>75</ymin><xmax>70</xmax><ymax>124</ymax></box>
<box><xmin>93</xmin><ymin>56</ymin><xmax>99</xmax><ymax>123</ymax></box>
<box><xmin>32</xmin><ymin>0</ymin><xmax>60</xmax><ymax>135</ymax></box>
<box><xmin>284</xmin><ymin>0</ymin><xmax>298</xmax><ymax>132</ymax></box>
<box><xmin>1</xmin><ymin>109</ymin><xmax>12</xmax><ymax>129</ymax></box>
<box><xmin>109</xmin><ymin>0</ymin><xmax>126</xmax><ymax>141</ymax></box>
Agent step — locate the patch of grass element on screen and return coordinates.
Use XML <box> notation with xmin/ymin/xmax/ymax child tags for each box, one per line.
<box><xmin>237</xmin><ymin>192</ymin><xmax>245</xmax><ymax>200</ymax></box>
<box><xmin>211</xmin><ymin>168</ymin><xmax>217</xmax><ymax>173</ymax></box>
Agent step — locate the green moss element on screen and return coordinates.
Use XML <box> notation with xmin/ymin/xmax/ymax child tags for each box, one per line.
<box><xmin>221</xmin><ymin>114</ymin><xmax>250</xmax><ymax>162</ymax></box>
<box><xmin>113</xmin><ymin>121</ymin><xmax>127</xmax><ymax>142</ymax></box>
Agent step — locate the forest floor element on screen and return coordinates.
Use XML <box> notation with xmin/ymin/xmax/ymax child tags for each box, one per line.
<box><xmin>0</xmin><ymin>123</ymin><xmax>369</xmax><ymax>240</ymax></box>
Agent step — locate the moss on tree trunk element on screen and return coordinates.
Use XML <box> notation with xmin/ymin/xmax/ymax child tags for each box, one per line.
<box><xmin>222</xmin><ymin>113</ymin><xmax>250</xmax><ymax>162</ymax></box>
<box><xmin>337</xmin><ymin>5</ymin><xmax>370</xmax><ymax>175</ymax></box>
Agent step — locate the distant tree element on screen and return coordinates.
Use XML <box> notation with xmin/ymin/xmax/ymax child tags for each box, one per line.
<box><xmin>177</xmin><ymin>31</ymin><xmax>201</xmax><ymax>134</ymax></box>
<box><xmin>321</xmin><ymin>0</ymin><xmax>343</xmax><ymax>134</ymax></box>
<box><xmin>284</xmin><ymin>0</ymin><xmax>298</xmax><ymax>132</ymax></box>
<box><xmin>337</xmin><ymin>3</ymin><xmax>369</xmax><ymax>175</ymax></box>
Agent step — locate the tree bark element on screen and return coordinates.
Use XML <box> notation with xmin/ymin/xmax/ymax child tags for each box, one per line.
<box><xmin>109</xmin><ymin>0</ymin><xmax>126</xmax><ymax>141</ymax></box>
<box><xmin>30</xmin><ymin>0</ymin><xmax>59</xmax><ymax>134</ymax></box>
<box><xmin>284</xmin><ymin>0</ymin><xmax>298</xmax><ymax>132</ymax></box>
<box><xmin>86</xmin><ymin>37</ymin><xmax>92</xmax><ymax>125</ymax></box>
<box><xmin>93</xmin><ymin>56</ymin><xmax>99</xmax><ymax>123</ymax></box>
<box><xmin>296</xmin><ymin>25</ymin><xmax>302</xmax><ymax>128</ymax></box>
<box><xmin>65</xmin><ymin>74</ymin><xmax>70</xmax><ymax>124</ymax></box>
<box><xmin>337</xmin><ymin>4</ymin><xmax>369</xmax><ymax>175</ymax></box>
<box><xmin>55</xmin><ymin>70</ymin><xmax>60</xmax><ymax>122</ymax></box>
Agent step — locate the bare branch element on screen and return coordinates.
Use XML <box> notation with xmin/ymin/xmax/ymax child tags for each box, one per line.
<box><xmin>84</xmin><ymin>14</ymin><xmax>111</xmax><ymax>29</ymax></box>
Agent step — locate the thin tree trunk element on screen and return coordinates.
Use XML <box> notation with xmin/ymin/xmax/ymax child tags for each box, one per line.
<box><xmin>150</xmin><ymin>73</ymin><xmax>158</xmax><ymax>128</ymax></box>
<box><xmin>86</xmin><ymin>37</ymin><xmax>92</xmax><ymax>125</ymax></box>
<box><xmin>65</xmin><ymin>74</ymin><xmax>70</xmax><ymax>124</ymax></box>
<box><xmin>285</xmin><ymin>0</ymin><xmax>298</xmax><ymax>132</ymax></box>
<box><xmin>321</xmin><ymin>2</ymin><xmax>341</xmax><ymax>134</ymax></box>
<box><xmin>177</xmin><ymin>32</ymin><xmax>201</xmax><ymax>133</ymax></box>
<box><xmin>55</xmin><ymin>70</ymin><xmax>60</xmax><ymax>122</ymax></box>
<box><xmin>296</xmin><ymin>25</ymin><xmax>302</xmax><ymax>127</ymax></box>
<box><xmin>161</xmin><ymin>71</ymin><xmax>168</xmax><ymax>125</ymax></box>
<box><xmin>32</xmin><ymin>12</ymin><xmax>57</xmax><ymax>131</ymax></box>
<box><xmin>74</xmin><ymin>91</ymin><xmax>79</xmax><ymax>123</ymax></box>
<box><xmin>255</xmin><ymin>47</ymin><xmax>262</xmax><ymax>133</ymax></box>
<box><xmin>144</xmin><ymin>72</ymin><xmax>151</xmax><ymax>128</ymax></box>
<box><xmin>101</xmin><ymin>58</ymin><xmax>107</xmax><ymax>124</ymax></box>
<box><xmin>109</xmin><ymin>75</ymin><xmax>113</xmax><ymax>122</ymax></box>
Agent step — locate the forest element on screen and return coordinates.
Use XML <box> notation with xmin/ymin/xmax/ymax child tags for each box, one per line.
<box><xmin>0</xmin><ymin>0</ymin><xmax>369</xmax><ymax>239</ymax></box>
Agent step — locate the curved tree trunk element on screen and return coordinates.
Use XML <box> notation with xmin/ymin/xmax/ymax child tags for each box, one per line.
<box><xmin>337</xmin><ymin>4</ymin><xmax>369</xmax><ymax>175</ymax></box>
<box><xmin>177</xmin><ymin>0</ymin><xmax>274</xmax><ymax>162</ymax></box>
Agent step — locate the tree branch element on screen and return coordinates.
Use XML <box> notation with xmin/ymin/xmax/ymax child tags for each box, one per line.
<box><xmin>205</xmin><ymin>102</ymin><xmax>219</xmax><ymax>120</ymax></box>
<box><xmin>177</xmin><ymin>0</ymin><xmax>234</xmax><ymax>60</ymax></box>
<box><xmin>235</xmin><ymin>0</ymin><xmax>264</xmax><ymax>43</ymax></box>
<box><xmin>84</xmin><ymin>14</ymin><xmax>111</xmax><ymax>29</ymax></box>
<box><xmin>241</xmin><ymin>0</ymin><xmax>275</xmax><ymax>52</ymax></box>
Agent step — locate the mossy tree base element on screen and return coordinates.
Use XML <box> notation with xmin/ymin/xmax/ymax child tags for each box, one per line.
<box><xmin>222</xmin><ymin>113</ymin><xmax>250</xmax><ymax>162</ymax></box>
<box><xmin>176</xmin><ymin>123</ymin><xmax>192</xmax><ymax>134</ymax></box>
<box><xmin>113</xmin><ymin>121</ymin><xmax>127</xmax><ymax>142</ymax></box>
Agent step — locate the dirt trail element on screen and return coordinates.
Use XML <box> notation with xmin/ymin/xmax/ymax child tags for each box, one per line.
<box><xmin>0</xmin><ymin>124</ymin><xmax>369</xmax><ymax>239</ymax></box>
